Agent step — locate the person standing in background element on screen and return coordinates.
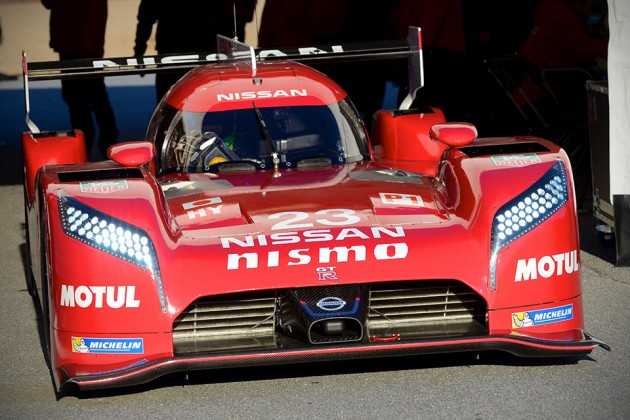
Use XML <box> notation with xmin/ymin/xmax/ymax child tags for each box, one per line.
<box><xmin>257</xmin><ymin>0</ymin><xmax>396</xmax><ymax>123</ymax></box>
<box><xmin>42</xmin><ymin>0</ymin><xmax>119</xmax><ymax>159</ymax></box>
<box><xmin>390</xmin><ymin>0</ymin><xmax>474</xmax><ymax>122</ymax></box>
<box><xmin>521</xmin><ymin>0</ymin><xmax>608</xmax><ymax>119</ymax></box>
<box><xmin>521</xmin><ymin>0</ymin><xmax>607</xmax><ymax>73</ymax></box>
<box><xmin>134</xmin><ymin>0</ymin><xmax>256</xmax><ymax>103</ymax></box>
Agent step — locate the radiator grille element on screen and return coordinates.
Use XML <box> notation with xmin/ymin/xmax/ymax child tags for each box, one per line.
<box><xmin>173</xmin><ymin>292</ymin><xmax>277</xmax><ymax>354</ymax></box>
<box><xmin>367</xmin><ymin>281</ymin><xmax>488</xmax><ymax>339</ymax></box>
<box><xmin>173</xmin><ymin>281</ymin><xmax>488</xmax><ymax>355</ymax></box>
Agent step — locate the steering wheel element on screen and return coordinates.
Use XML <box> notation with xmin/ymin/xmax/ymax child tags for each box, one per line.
<box><xmin>181</xmin><ymin>132</ymin><xmax>239</xmax><ymax>171</ymax></box>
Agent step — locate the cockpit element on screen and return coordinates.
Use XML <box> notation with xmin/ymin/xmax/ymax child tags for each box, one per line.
<box><xmin>147</xmin><ymin>97</ymin><xmax>370</xmax><ymax>174</ymax></box>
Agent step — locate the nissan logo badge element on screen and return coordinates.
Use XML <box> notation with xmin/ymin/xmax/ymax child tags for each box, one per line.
<box><xmin>316</xmin><ymin>296</ymin><xmax>346</xmax><ymax>311</ymax></box>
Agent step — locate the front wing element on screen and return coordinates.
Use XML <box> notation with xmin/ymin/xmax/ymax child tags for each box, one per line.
<box><xmin>64</xmin><ymin>330</ymin><xmax>607</xmax><ymax>391</ymax></box>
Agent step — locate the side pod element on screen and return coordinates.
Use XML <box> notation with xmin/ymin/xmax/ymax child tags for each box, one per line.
<box><xmin>371</xmin><ymin>107</ymin><xmax>446</xmax><ymax>176</ymax></box>
<box><xmin>22</xmin><ymin>130</ymin><xmax>88</xmax><ymax>203</ymax></box>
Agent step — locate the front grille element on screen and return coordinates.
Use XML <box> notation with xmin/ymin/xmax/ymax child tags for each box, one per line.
<box><xmin>173</xmin><ymin>292</ymin><xmax>277</xmax><ymax>354</ymax></box>
<box><xmin>173</xmin><ymin>281</ymin><xmax>488</xmax><ymax>355</ymax></box>
<box><xmin>367</xmin><ymin>281</ymin><xmax>488</xmax><ymax>339</ymax></box>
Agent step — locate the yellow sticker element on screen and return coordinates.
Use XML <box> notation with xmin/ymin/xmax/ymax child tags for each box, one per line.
<box><xmin>209</xmin><ymin>157</ymin><xmax>228</xmax><ymax>165</ymax></box>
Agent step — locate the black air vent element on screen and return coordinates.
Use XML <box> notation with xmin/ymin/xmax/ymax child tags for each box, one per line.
<box><xmin>172</xmin><ymin>281</ymin><xmax>488</xmax><ymax>356</ymax></box>
<box><xmin>459</xmin><ymin>142</ymin><xmax>549</xmax><ymax>158</ymax></box>
<box><xmin>173</xmin><ymin>292</ymin><xmax>277</xmax><ymax>354</ymax></box>
<box><xmin>392</xmin><ymin>106</ymin><xmax>435</xmax><ymax>117</ymax></box>
<box><xmin>367</xmin><ymin>281</ymin><xmax>488</xmax><ymax>339</ymax></box>
<box><xmin>58</xmin><ymin>168</ymin><xmax>144</xmax><ymax>182</ymax></box>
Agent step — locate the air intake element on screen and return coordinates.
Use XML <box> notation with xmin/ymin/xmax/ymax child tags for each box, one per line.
<box><xmin>173</xmin><ymin>281</ymin><xmax>488</xmax><ymax>356</ymax></box>
<box><xmin>173</xmin><ymin>292</ymin><xmax>277</xmax><ymax>355</ymax></box>
<box><xmin>367</xmin><ymin>281</ymin><xmax>488</xmax><ymax>340</ymax></box>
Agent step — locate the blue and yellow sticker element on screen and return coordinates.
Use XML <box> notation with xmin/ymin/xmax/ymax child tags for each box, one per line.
<box><xmin>71</xmin><ymin>337</ymin><xmax>144</xmax><ymax>354</ymax></box>
<box><xmin>512</xmin><ymin>304</ymin><xmax>573</xmax><ymax>329</ymax></box>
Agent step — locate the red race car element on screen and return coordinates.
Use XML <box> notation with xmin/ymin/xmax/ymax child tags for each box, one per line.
<box><xmin>22</xmin><ymin>28</ymin><xmax>608</xmax><ymax>394</ymax></box>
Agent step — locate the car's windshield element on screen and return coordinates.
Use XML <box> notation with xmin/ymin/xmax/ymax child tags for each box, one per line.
<box><xmin>147</xmin><ymin>99</ymin><xmax>370</xmax><ymax>173</ymax></box>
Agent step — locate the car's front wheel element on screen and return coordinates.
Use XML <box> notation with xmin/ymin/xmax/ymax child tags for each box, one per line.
<box><xmin>23</xmin><ymin>183</ymin><xmax>36</xmax><ymax>297</ymax></box>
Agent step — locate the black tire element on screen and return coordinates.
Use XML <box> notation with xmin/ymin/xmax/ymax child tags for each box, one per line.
<box><xmin>41</xmin><ymin>235</ymin><xmax>51</xmax><ymax>361</ymax></box>
<box><xmin>23</xmin><ymin>180</ymin><xmax>37</xmax><ymax>296</ymax></box>
<box><xmin>595</xmin><ymin>223</ymin><xmax>615</xmax><ymax>249</ymax></box>
<box><xmin>38</xmin><ymin>187</ymin><xmax>51</xmax><ymax>360</ymax></box>
<box><xmin>596</xmin><ymin>230</ymin><xmax>615</xmax><ymax>249</ymax></box>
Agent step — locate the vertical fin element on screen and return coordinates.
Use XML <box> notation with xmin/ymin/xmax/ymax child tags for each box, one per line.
<box><xmin>399</xmin><ymin>27</ymin><xmax>424</xmax><ymax>110</ymax></box>
<box><xmin>22</xmin><ymin>51</ymin><xmax>40</xmax><ymax>133</ymax></box>
<box><xmin>217</xmin><ymin>34</ymin><xmax>257</xmax><ymax>73</ymax></box>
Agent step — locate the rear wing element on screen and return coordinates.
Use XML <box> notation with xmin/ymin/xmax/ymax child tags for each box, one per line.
<box><xmin>23</xmin><ymin>27</ymin><xmax>423</xmax><ymax>131</ymax></box>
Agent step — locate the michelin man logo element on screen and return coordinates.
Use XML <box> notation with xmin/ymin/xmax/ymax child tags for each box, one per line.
<box><xmin>512</xmin><ymin>312</ymin><xmax>535</xmax><ymax>328</ymax></box>
<box><xmin>72</xmin><ymin>337</ymin><xmax>90</xmax><ymax>353</ymax></box>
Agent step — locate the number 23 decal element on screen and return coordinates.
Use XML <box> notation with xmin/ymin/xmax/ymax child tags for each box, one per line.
<box><xmin>269</xmin><ymin>209</ymin><xmax>361</xmax><ymax>230</ymax></box>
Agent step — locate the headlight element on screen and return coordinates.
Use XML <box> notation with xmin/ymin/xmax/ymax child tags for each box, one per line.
<box><xmin>489</xmin><ymin>160</ymin><xmax>569</xmax><ymax>290</ymax></box>
<box><xmin>58</xmin><ymin>193</ymin><xmax>166</xmax><ymax>311</ymax></box>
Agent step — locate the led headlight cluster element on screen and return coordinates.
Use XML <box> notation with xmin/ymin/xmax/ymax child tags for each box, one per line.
<box><xmin>59</xmin><ymin>195</ymin><xmax>157</xmax><ymax>272</ymax></box>
<box><xmin>58</xmin><ymin>193</ymin><xmax>166</xmax><ymax>311</ymax></box>
<box><xmin>489</xmin><ymin>160</ymin><xmax>569</xmax><ymax>290</ymax></box>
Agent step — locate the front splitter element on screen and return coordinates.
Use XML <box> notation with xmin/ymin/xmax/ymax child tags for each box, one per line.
<box><xmin>60</xmin><ymin>329</ymin><xmax>609</xmax><ymax>392</ymax></box>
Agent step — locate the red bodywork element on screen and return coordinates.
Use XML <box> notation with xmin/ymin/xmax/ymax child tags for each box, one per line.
<box><xmin>22</xmin><ymin>58</ymin><xmax>606</xmax><ymax>393</ymax></box>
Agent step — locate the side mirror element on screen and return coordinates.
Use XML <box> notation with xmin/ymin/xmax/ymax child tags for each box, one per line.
<box><xmin>108</xmin><ymin>141</ymin><xmax>156</xmax><ymax>174</ymax></box>
<box><xmin>429</xmin><ymin>123</ymin><xmax>477</xmax><ymax>147</ymax></box>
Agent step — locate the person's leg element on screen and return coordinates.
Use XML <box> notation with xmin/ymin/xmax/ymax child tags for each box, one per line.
<box><xmin>87</xmin><ymin>77</ymin><xmax>119</xmax><ymax>157</ymax></box>
<box><xmin>61</xmin><ymin>78</ymin><xmax>96</xmax><ymax>154</ymax></box>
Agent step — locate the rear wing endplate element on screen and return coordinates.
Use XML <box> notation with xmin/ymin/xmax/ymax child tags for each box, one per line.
<box><xmin>22</xmin><ymin>52</ymin><xmax>40</xmax><ymax>133</ymax></box>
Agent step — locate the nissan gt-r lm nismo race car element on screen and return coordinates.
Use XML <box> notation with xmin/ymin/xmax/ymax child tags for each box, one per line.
<box><xmin>21</xmin><ymin>28</ymin><xmax>608</xmax><ymax>393</ymax></box>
